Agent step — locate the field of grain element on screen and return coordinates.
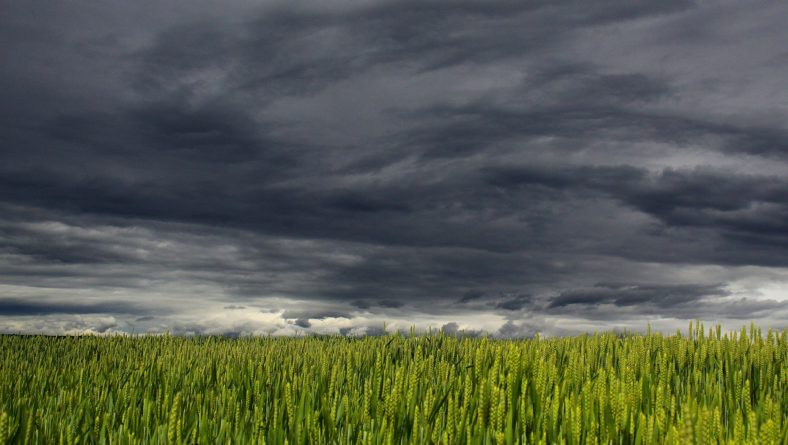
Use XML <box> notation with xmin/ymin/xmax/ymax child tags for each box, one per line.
<box><xmin>1</xmin><ymin>322</ymin><xmax>786</xmax><ymax>444</ymax></box>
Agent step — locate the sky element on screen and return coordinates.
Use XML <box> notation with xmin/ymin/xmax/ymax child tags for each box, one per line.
<box><xmin>2</xmin><ymin>0</ymin><xmax>788</xmax><ymax>336</ymax></box>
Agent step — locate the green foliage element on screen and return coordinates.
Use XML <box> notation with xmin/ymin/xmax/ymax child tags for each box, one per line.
<box><xmin>1</xmin><ymin>322</ymin><xmax>787</xmax><ymax>444</ymax></box>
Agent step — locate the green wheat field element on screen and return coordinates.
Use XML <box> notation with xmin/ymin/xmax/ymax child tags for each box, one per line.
<box><xmin>1</xmin><ymin>322</ymin><xmax>786</xmax><ymax>444</ymax></box>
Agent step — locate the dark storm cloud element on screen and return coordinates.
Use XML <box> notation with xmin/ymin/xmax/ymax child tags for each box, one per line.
<box><xmin>293</xmin><ymin>318</ymin><xmax>312</xmax><ymax>328</ymax></box>
<box><xmin>405</xmin><ymin>98</ymin><xmax>788</xmax><ymax>161</ymax></box>
<box><xmin>495</xmin><ymin>294</ymin><xmax>533</xmax><ymax>311</ymax></box>
<box><xmin>541</xmin><ymin>281</ymin><xmax>788</xmax><ymax>323</ymax></box>
<box><xmin>350</xmin><ymin>300</ymin><xmax>372</xmax><ymax>309</ymax></box>
<box><xmin>457</xmin><ymin>290</ymin><xmax>486</xmax><ymax>304</ymax></box>
<box><xmin>484</xmin><ymin>165</ymin><xmax>788</xmax><ymax>264</ymax></box>
<box><xmin>397</xmin><ymin>66</ymin><xmax>676</xmax><ymax>160</ymax></box>
<box><xmin>547</xmin><ymin>294</ymin><xmax>788</xmax><ymax>322</ymax></box>
<box><xmin>548</xmin><ymin>283</ymin><xmax>729</xmax><ymax>308</ymax></box>
<box><xmin>312</xmin><ymin>248</ymin><xmax>575</xmax><ymax>305</ymax></box>
<box><xmin>130</xmin><ymin>0</ymin><xmax>694</xmax><ymax>100</ymax></box>
<box><xmin>0</xmin><ymin>298</ymin><xmax>147</xmax><ymax>316</ymax></box>
<box><xmin>2</xmin><ymin>0</ymin><xmax>788</xmax><ymax>335</ymax></box>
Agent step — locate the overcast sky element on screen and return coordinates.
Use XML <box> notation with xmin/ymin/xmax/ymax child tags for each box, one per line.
<box><xmin>2</xmin><ymin>0</ymin><xmax>788</xmax><ymax>336</ymax></box>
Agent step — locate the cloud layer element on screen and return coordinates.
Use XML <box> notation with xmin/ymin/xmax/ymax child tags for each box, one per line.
<box><xmin>2</xmin><ymin>0</ymin><xmax>788</xmax><ymax>336</ymax></box>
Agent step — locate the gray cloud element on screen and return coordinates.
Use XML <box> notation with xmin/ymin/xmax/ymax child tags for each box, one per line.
<box><xmin>281</xmin><ymin>309</ymin><xmax>353</xmax><ymax>320</ymax></box>
<box><xmin>0</xmin><ymin>298</ymin><xmax>147</xmax><ymax>316</ymax></box>
<box><xmin>457</xmin><ymin>290</ymin><xmax>486</xmax><ymax>304</ymax></box>
<box><xmin>441</xmin><ymin>322</ymin><xmax>483</xmax><ymax>337</ymax></box>
<box><xmin>495</xmin><ymin>294</ymin><xmax>533</xmax><ymax>311</ymax></box>
<box><xmin>2</xmin><ymin>0</ymin><xmax>788</xmax><ymax>335</ymax></box>
<box><xmin>548</xmin><ymin>283</ymin><xmax>729</xmax><ymax>308</ymax></box>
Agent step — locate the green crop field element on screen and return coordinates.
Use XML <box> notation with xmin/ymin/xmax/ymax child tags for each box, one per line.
<box><xmin>1</xmin><ymin>322</ymin><xmax>786</xmax><ymax>444</ymax></box>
